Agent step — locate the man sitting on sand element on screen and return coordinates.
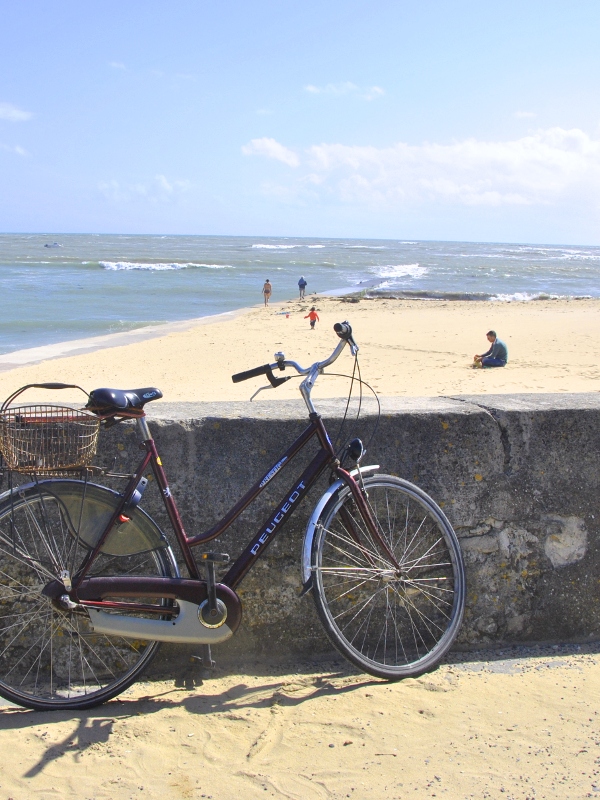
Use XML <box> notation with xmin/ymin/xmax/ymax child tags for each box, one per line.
<box><xmin>474</xmin><ymin>330</ymin><xmax>508</xmax><ymax>368</ymax></box>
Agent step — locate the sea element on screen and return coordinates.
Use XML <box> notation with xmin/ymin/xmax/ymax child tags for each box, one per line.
<box><xmin>1</xmin><ymin>233</ymin><xmax>599</xmax><ymax>357</ymax></box>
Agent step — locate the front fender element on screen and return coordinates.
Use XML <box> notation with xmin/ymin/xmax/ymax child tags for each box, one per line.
<box><xmin>300</xmin><ymin>465</ymin><xmax>379</xmax><ymax>588</ymax></box>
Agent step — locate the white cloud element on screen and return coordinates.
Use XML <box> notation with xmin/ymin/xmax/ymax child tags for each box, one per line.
<box><xmin>99</xmin><ymin>174</ymin><xmax>191</xmax><ymax>203</ymax></box>
<box><xmin>109</xmin><ymin>61</ymin><xmax>126</xmax><ymax>70</ymax></box>
<box><xmin>242</xmin><ymin>137</ymin><xmax>299</xmax><ymax>167</ymax></box>
<box><xmin>363</xmin><ymin>86</ymin><xmax>385</xmax><ymax>101</ymax></box>
<box><xmin>0</xmin><ymin>142</ymin><xmax>28</xmax><ymax>156</ymax></box>
<box><xmin>303</xmin><ymin>82</ymin><xmax>384</xmax><ymax>101</ymax></box>
<box><xmin>0</xmin><ymin>103</ymin><xmax>33</xmax><ymax>122</ymax></box>
<box><xmin>304</xmin><ymin>82</ymin><xmax>359</xmax><ymax>96</ymax></box>
<box><xmin>246</xmin><ymin>128</ymin><xmax>600</xmax><ymax>209</ymax></box>
<box><xmin>515</xmin><ymin>111</ymin><xmax>536</xmax><ymax>119</ymax></box>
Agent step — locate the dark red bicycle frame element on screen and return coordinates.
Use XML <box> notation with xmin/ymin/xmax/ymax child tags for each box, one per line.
<box><xmin>70</xmin><ymin>411</ymin><xmax>400</xmax><ymax>611</ymax></box>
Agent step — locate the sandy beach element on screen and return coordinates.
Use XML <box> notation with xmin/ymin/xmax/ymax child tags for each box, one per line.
<box><xmin>0</xmin><ymin>296</ymin><xmax>598</xmax><ymax>404</ymax></box>
<box><xmin>1</xmin><ymin>646</ymin><xmax>599</xmax><ymax>799</ymax></box>
<box><xmin>0</xmin><ymin>296</ymin><xmax>599</xmax><ymax>799</ymax></box>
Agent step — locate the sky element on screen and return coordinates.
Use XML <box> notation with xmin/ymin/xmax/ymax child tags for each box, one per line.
<box><xmin>2</xmin><ymin>0</ymin><xmax>600</xmax><ymax>243</ymax></box>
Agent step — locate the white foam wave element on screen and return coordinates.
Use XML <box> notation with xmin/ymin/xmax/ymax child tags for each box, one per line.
<box><xmin>554</xmin><ymin>253</ymin><xmax>600</xmax><ymax>261</ymax></box>
<box><xmin>306</xmin><ymin>244</ymin><xmax>325</xmax><ymax>248</ymax></box>
<box><xmin>371</xmin><ymin>263</ymin><xmax>427</xmax><ymax>280</ymax></box>
<box><xmin>99</xmin><ymin>261</ymin><xmax>231</xmax><ymax>271</ymax></box>
<box><xmin>490</xmin><ymin>291</ymin><xmax>561</xmax><ymax>302</ymax></box>
<box><xmin>251</xmin><ymin>244</ymin><xmax>298</xmax><ymax>249</ymax></box>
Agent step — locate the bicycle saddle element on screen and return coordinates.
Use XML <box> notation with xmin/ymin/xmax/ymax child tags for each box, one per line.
<box><xmin>87</xmin><ymin>387</ymin><xmax>163</xmax><ymax>413</ymax></box>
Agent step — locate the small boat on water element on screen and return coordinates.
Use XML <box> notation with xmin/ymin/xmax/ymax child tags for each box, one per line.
<box><xmin>44</xmin><ymin>242</ymin><xmax>63</xmax><ymax>248</ymax></box>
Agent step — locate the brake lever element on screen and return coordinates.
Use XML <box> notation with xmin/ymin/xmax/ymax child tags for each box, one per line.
<box><xmin>250</xmin><ymin>384</ymin><xmax>275</xmax><ymax>402</ymax></box>
<box><xmin>249</xmin><ymin>366</ymin><xmax>292</xmax><ymax>401</ymax></box>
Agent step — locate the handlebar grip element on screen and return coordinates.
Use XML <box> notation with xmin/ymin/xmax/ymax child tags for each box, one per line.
<box><xmin>334</xmin><ymin>321</ymin><xmax>353</xmax><ymax>339</ymax></box>
<box><xmin>232</xmin><ymin>364</ymin><xmax>270</xmax><ymax>384</ymax></box>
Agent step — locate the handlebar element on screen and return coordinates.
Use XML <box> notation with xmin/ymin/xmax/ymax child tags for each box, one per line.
<box><xmin>231</xmin><ymin>363</ymin><xmax>289</xmax><ymax>388</ymax></box>
<box><xmin>231</xmin><ymin>364</ymin><xmax>271</xmax><ymax>384</ymax></box>
<box><xmin>231</xmin><ymin>321</ymin><xmax>358</xmax><ymax>386</ymax></box>
<box><xmin>334</xmin><ymin>321</ymin><xmax>352</xmax><ymax>340</ymax></box>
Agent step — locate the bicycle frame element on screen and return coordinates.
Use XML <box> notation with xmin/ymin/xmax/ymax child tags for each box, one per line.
<box><xmin>66</xmin><ymin>409</ymin><xmax>394</xmax><ymax>615</ymax></box>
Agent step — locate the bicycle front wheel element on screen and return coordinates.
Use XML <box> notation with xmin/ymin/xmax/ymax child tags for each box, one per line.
<box><xmin>311</xmin><ymin>475</ymin><xmax>465</xmax><ymax>679</ymax></box>
<box><xmin>0</xmin><ymin>480</ymin><xmax>177</xmax><ymax>711</ymax></box>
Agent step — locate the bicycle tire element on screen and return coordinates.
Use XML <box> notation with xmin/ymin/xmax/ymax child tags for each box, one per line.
<box><xmin>0</xmin><ymin>480</ymin><xmax>177</xmax><ymax>710</ymax></box>
<box><xmin>311</xmin><ymin>475</ymin><xmax>465</xmax><ymax>679</ymax></box>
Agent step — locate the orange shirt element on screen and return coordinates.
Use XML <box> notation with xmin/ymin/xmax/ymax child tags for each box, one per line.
<box><xmin>305</xmin><ymin>310</ymin><xmax>319</xmax><ymax>321</ymax></box>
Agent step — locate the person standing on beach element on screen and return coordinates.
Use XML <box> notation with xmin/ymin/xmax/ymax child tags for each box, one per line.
<box><xmin>474</xmin><ymin>330</ymin><xmax>508</xmax><ymax>367</ymax></box>
<box><xmin>298</xmin><ymin>276</ymin><xmax>307</xmax><ymax>299</ymax></box>
<box><xmin>305</xmin><ymin>307</ymin><xmax>319</xmax><ymax>330</ymax></box>
<box><xmin>262</xmin><ymin>279</ymin><xmax>272</xmax><ymax>306</ymax></box>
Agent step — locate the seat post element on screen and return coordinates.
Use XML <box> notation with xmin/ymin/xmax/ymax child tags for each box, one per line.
<box><xmin>136</xmin><ymin>415</ymin><xmax>152</xmax><ymax>442</ymax></box>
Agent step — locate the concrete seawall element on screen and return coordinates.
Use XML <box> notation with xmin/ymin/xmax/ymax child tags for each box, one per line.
<box><xmin>98</xmin><ymin>393</ymin><xmax>600</xmax><ymax>672</ymax></box>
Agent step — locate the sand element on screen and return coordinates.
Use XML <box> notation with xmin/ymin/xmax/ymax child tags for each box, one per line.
<box><xmin>1</xmin><ymin>646</ymin><xmax>599</xmax><ymax>799</ymax></box>
<box><xmin>1</xmin><ymin>299</ymin><xmax>599</xmax><ymax>797</ymax></box>
<box><xmin>0</xmin><ymin>297</ymin><xmax>598</xmax><ymax>405</ymax></box>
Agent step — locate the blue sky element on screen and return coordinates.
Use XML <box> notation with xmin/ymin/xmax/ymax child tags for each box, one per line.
<box><xmin>2</xmin><ymin>0</ymin><xmax>600</xmax><ymax>243</ymax></box>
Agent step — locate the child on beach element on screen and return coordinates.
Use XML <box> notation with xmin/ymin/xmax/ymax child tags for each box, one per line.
<box><xmin>305</xmin><ymin>307</ymin><xmax>319</xmax><ymax>329</ymax></box>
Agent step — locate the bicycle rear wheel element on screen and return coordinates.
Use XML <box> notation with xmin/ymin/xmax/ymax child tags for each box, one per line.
<box><xmin>311</xmin><ymin>475</ymin><xmax>465</xmax><ymax>679</ymax></box>
<box><xmin>0</xmin><ymin>480</ymin><xmax>177</xmax><ymax>710</ymax></box>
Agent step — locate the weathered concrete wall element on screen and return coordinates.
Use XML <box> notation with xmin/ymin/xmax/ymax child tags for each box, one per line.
<box><xmin>96</xmin><ymin>393</ymin><xmax>600</xmax><ymax>671</ymax></box>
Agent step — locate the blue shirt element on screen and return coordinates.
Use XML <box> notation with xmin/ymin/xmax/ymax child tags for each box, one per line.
<box><xmin>483</xmin><ymin>338</ymin><xmax>508</xmax><ymax>363</ymax></box>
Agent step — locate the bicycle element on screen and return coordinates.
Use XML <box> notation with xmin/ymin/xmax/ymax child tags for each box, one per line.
<box><xmin>0</xmin><ymin>322</ymin><xmax>465</xmax><ymax>711</ymax></box>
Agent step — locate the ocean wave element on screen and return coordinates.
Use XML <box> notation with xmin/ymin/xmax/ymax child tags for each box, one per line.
<box><xmin>461</xmin><ymin>247</ymin><xmax>600</xmax><ymax>262</ymax></box>
<box><xmin>99</xmin><ymin>261</ymin><xmax>232</xmax><ymax>271</ymax></box>
<box><xmin>553</xmin><ymin>253</ymin><xmax>600</xmax><ymax>261</ymax></box>
<box><xmin>371</xmin><ymin>263</ymin><xmax>427</xmax><ymax>280</ymax></box>
<box><xmin>251</xmin><ymin>244</ymin><xmax>298</xmax><ymax>249</ymax></box>
<box><xmin>491</xmin><ymin>291</ymin><xmax>568</xmax><ymax>302</ymax></box>
<box><xmin>251</xmin><ymin>243</ymin><xmax>326</xmax><ymax>250</ymax></box>
<box><xmin>363</xmin><ymin>289</ymin><xmax>583</xmax><ymax>302</ymax></box>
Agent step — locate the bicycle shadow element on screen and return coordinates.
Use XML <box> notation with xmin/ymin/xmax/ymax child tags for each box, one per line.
<box><xmin>0</xmin><ymin>668</ymin><xmax>376</xmax><ymax>778</ymax></box>
<box><xmin>21</xmin><ymin>716</ymin><xmax>114</xmax><ymax>777</ymax></box>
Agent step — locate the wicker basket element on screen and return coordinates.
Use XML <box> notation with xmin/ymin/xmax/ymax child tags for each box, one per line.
<box><xmin>0</xmin><ymin>384</ymin><xmax>100</xmax><ymax>474</ymax></box>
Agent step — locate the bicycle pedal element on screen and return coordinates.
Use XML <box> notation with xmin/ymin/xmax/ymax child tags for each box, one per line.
<box><xmin>200</xmin><ymin>552</ymin><xmax>230</xmax><ymax>565</ymax></box>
